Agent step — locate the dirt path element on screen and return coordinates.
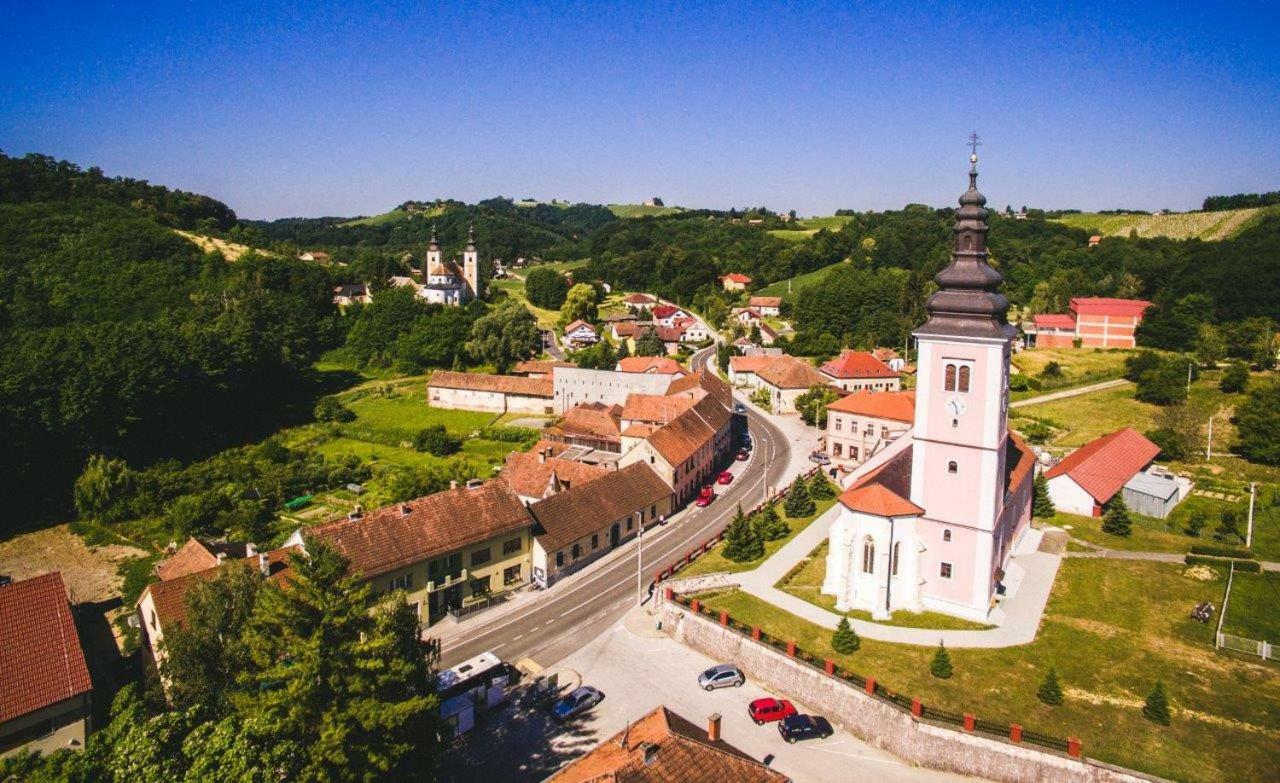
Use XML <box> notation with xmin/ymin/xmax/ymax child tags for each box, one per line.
<box><xmin>1010</xmin><ymin>378</ymin><xmax>1130</xmax><ymax>409</ymax></box>
<box><xmin>0</xmin><ymin>525</ymin><xmax>146</xmax><ymax>604</ymax></box>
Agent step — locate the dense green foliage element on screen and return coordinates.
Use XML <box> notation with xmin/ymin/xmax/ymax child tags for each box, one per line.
<box><xmin>524</xmin><ymin>267</ymin><xmax>570</xmax><ymax>308</ymax></box>
<box><xmin>930</xmin><ymin>642</ymin><xmax>953</xmax><ymax>679</ymax></box>
<box><xmin>344</xmin><ymin>286</ymin><xmax>481</xmax><ymax>372</ymax></box>
<box><xmin>794</xmin><ymin>385</ymin><xmax>840</xmax><ymax>428</ymax></box>
<box><xmin>1143</xmin><ymin>680</ymin><xmax>1172</xmax><ymax>725</ymax></box>
<box><xmin>1234</xmin><ymin>382</ymin><xmax>1280</xmax><ymax>465</ymax></box>
<box><xmin>1102</xmin><ymin>496</ymin><xmax>1133</xmax><ymax>537</ymax></box>
<box><xmin>1202</xmin><ymin>192</ymin><xmax>1280</xmax><ymax>211</ymax></box>
<box><xmin>752</xmin><ymin>503</ymin><xmax>789</xmax><ymax>542</ymax></box>
<box><xmin>0</xmin><ymin>545</ymin><xmax>442</xmax><ymax>782</ymax></box>
<box><xmin>464</xmin><ymin>300</ymin><xmax>541</xmax><ymax>373</ymax></box>
<box><xmin>723</xmin><ymin>505</ymin><xmax>764</xmax><ymax>562</ymax></box>
<box><xmin>783</xmin><ymin>478</ymin><xmax>815</xmax><ymax>517</ymax></box>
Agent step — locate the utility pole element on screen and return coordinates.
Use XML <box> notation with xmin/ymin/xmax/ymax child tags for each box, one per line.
<box><xmin>1206</xmin><ymin>415</ymin><xmax>1214</xmax><ymax>461</ymax></box>
<box><xmin>1187</xmin><ymin>362</ymin><xmax>1193</xmax><ymax>395</ymax></box>
<box><xmin>1247</xmin><ymin>482</ymin><xmax>1257</xmax><ymax>549</ymax></box>
<box><xmin>636</xmin><ymin>512</ymin><xmax>644</xmax><ymax>605</ymax></box>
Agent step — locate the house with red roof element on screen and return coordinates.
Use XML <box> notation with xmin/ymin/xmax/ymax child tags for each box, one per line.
<box><xmin>1027</xmin><ymin>297</ymin><xmax>1152</xmax><ymax>349</ymax></box>
<box><xmin>825</xmin><ymin>390</ymin><xmax>915</xmax><ymax>468</ymax></box>
<box><xmin>720</xmin><ymin>272</ymin><xmax>752</xmax><ymax>292</ymax></box>
<box><xmin>819</xmin><ymin>350</ymin><xmax>901</xmax><ymax>392</ymax></box>
<box><xmin>1044</xmin><ymin>428</ymin><xmax>1164</xmax><ymax>517</ymax></box>
<box><xmin>650</xmin><ymin>304</ymin><xmax>688</xmax><ymax>327</ymax></box>
<box><xmin>0</xmin><ymin>572</ymin><xmax>93</xmax><ymax>758</ymax></box>
<box><xmin>563</xmin><ymin>319</ymin><xmax>599</xmax><ymax>350</ymax></box>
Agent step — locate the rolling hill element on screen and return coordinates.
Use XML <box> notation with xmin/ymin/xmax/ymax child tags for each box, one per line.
<box><xmin>1050</xmin><ymin>207</ymin><xmax>1276</xmax><ymax>241</ymax></box>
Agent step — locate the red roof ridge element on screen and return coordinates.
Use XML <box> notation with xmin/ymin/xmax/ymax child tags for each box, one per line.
<box><xmin>1044</xmin><ymin>427</ymin><xmax>1160</xmax><ymax>504</ymax></box>
<box><xmin>839</xmin><ymin>482</ymin><xmax>923</xmax><ymax>517</ymax></box>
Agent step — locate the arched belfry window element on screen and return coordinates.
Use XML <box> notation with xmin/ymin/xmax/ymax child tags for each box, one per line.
<box><xmin>944</xmin><ymin>364</ymin><xmax>957</xmax><ymax>391</ymax></box>
<box><xmin>861</xmin><ymin>538</ymin><xmax>875</xmax><ymax>574</ymax></box>
<box><xmin>958</xmin><ymin>365</ymin><xmax>971</xmax><ymax>393</ymax></box>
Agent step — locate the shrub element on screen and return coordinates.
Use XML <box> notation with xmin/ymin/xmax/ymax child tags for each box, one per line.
<box><xmin>1214</xmin><ymin>509</ymin><xmax>1242</xmax><ymax>543</ymax></box>
<box><xmin>723</xmin><ymin>505</ymin><xmax>764</xmax><ymax>562</ymax></box>
<box><xmin>808</xmin><ymin>472</ymin><xmax>836</xmax><ymax>500</ymax></box>
<box><xmin>1182</xmin><ymin>554</ymin><xmax>1260</xmax><ymax>572</ymax></box>
<box><xmin>750</xmin><ymin>387</ymin><xmax>772</xmax><ymax>409</ymax></box>
<box><xmin>1145</xmin><ymin>427</ymin><xmax>1189</xmax><ymax>461</ymax></box>
<box><xmin>753</xmin><ymin>504</ymin><xmax>789</xmax><ymax>541</ymax></box>
<box><xmin>1189</xmin><ymin>543</ymin><xmax>1254</xmax><ymax>559</ymax></box>
<box><xmin>930</xmin><ymin>642</ymin><xmax>953</xmax><ymax>679</ymax></box>
<box><xmin>1101</xmin><ymin>495</ymin><xmax>1132</xmax><ymax>537</ymax></box>
<box><xmin>412</xmin><ymin>424</ymin><xmax>461</xmax><ymax>456</ymax></box>
<box><xmin>1125</xmin><ymin>350</ymin><xmax>1163</xmax><ymax>382</ymax></box>
<box><xmin>1008</xmin><ymin>373</ymin><xmax>1029</xmax><ymax>392</ymax></box>
<box><xmin>1041</xmin><ymin>361</ymin><xmax>1063</xmax><ymax>379</ymax></box>
<box><xmin>784</xmin><ymin>479</ymin><xmax>816</xmax><ymax>518</ymax></box>
<box><xmin>1219</xmin><ymin>362</ymin><xmax>1250</xmax><ymax>394</ymax></box>
<box><xmin>1143</xmin><ymin>681</ymin><xmax>1171</xmax><ymax>725</ymax></box>
<box><xmin>832</xmin><ymin>616</ymin><xmax>860</xmax><ymax>654</ymax></box>
<box><xmin>1184</xmin><ymin>512</ymin><xmax>1207</xmax><ymax>537</ymax></box>
<box><xmin>314</xmin><ymin>395</ymin><xmax>356</xmax><ymax>423</ymax></box>
<box><xmin>1037</xmin><ymin>667</ymin><xmax>1064</xmax><ymax>706</ymax></box>
<box><xmin>1020</xmin><ymin>420</ymin><xmax>1053</xmax><ymax>444</ymax></box>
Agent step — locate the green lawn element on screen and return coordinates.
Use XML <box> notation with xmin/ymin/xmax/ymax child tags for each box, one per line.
<box><xmin>1222</xmin><ymin>571</ymin><xmax>1280</xmax><ymax>642</ymax></box>
<box><xmin>692</xmin><ymin>558</ymin><xmax>1280</xmax><ymax>783</ymax></box>
<box><xmin>1049</xmin><ymin>207</ymin><xmax>1273</xmax><ymax>241</ymax></box>
<box><xmin>607</xmin><ymin>203</ymin><xmax>686</xmax><ymax>218</ymax></box>
<box><xmin>490</xmin><ymin>278</ymin><xmax>562</xmax><ymax>330</ymax></box>
<box><xmin>1045</xmin><ymin>511</ymin><xmax>1193</xmax><ymax>553</ymax></box>
<box><xmin>776</xmin><ymin>540</ymin><xmax>993</xmax><ymax>630</ymax></box>
<box><xmin>1011</xmin><ymin>347</ymin><xmax>1135</xmax><ymax>383</ymax></box>
<box><xmin>680</xmin><ymin>499</ymin><xmax>836</xmax><ymax>577</ymax></box>
<box><xmin>755</xmin><ymin>262</ymin><xmax>846</xmax><ymax>299</ymax></box>
<box><xmin>1013</xmin><ymin>384</ymin><xmax>1154</xmax><ymax>448</ymax></box>
<box><xmin>342</xmin><ymin>385</ymin><xmax>497</xmax><ymax>441</ymax></box>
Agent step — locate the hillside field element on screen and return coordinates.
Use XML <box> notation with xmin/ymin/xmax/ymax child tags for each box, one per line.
<box><xmin>755</xmin><ymin>261</ymin><xmax>846</xmax><ymax>298</ymax></box>
<box><xmin>768</xmin><ymin>214</ymin><xmax>854</xmax><ymax>241</ymax></box>
<box><xmin>1050</xmin><ymin>207</ymin><xmax>1275</xmax><ymax>241</ymax></box>
<box><xmin>607</xmin><ymin>203</ymin><xmax>686</xmax><ymax>218</ymax></box>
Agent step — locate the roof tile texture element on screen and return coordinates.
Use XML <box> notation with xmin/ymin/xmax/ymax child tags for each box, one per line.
<box><xmin>0</xmin><ymin>572</ymin><xmax>92</xmax><ymax>723</ymax></box>
<box><xmin>1044</xmin><ymin>427</ymin><xmax>1160</xmax><ymax>504</ymax></box>
<box><xmin>530</xmin><ymin>463</ymin><xmax>672</xmax><ymax>551</ymax></box>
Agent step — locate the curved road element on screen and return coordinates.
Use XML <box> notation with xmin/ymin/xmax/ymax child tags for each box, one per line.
<box><xmin>438</xmin><ymin>345</ymin><xmax>791</xmax><ymax>669</ymax></box>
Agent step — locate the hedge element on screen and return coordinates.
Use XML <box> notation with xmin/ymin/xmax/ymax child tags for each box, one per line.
<box><xmin>1189</xmin><ymin>544</ymin><xmax>1255</xmax><ymax>560</ymax></box>
<box><xmin>1184</xmin><ymin>554</ymin><xmax>1261</xmax><ymax>572</ymax></box>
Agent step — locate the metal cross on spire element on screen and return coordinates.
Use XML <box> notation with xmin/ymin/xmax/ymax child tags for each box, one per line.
<box><xmin>968</xmin><ymin>132</ymin><xmax>982</xmax><ymax>168</ymax></box>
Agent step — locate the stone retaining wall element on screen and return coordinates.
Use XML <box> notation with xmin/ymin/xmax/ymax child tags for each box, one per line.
<box><xmin>657</xmin><ymin>599</ymin><xmax>1166</xmax><ymax>783</ymax></box>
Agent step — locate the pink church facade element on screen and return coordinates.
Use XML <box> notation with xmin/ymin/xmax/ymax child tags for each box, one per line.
<box><xmin>823</xmin><ymin>156</ymin><xmax>1035</xmax><ymax>622</ymax></box>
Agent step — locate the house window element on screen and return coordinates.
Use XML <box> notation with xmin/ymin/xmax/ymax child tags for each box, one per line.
<box><xmin>891</xmin><ymin>542</ymin><xmax>900</xmax><ymax>576</ymax></box>
<box><xmin>556</xmin><ymin>551</ymin><xmax>565</xmax><ymax>568</ymax></box>
<box><xmin>627</xmin><ymin>517</ymin><xmax>634</xmax><ymax>531</ymax></box>
<box><xmin>503</xmin><ymin>565</ymin><xmax>522</xmax><ymax>585</ymax></box>
<box><xmin>943</xmin><ymin>529</ymin><xmax>952</xmax><ymax>542</ymax></box>
<box><xmin>835</xmin><ymin>418</ymin><xmax>842</xmax><ymax>431</ymax></box>
<box><xmin>947</xmin><ymin>461</ymin><xmax>958</xmax><ymax>474</ymax></box>
<box><xmin>571</xmin><ymin>543</ymin><xmax>581</xmax><ymax>559</ymax></box>
<box><xmin>940</xmin><ymin>562</ymin><xmax>953</xmax><ymax>579</ymax></box>
<box><xmin>502</xmin><ymin>537</ymin><xmax>522</xmax><ymax>556</ymax></box>
<box><xmin>389</xmin><ymin>573</ymin><xmax>413</xmax><ymax>591</ymax></box>
<box><xmin>861</xmin><ymin>538</ymin><xmax>875</xmax><ymax>574</ymax></box>
<box><xmin>470</xmin><ymin>547</ymin><xmax>492</xmax><ymax>567</ymax></box>
<box><xmin>591</xmin><ymin>534</ymin><xmax>599</xmax><ymax>549</ymax></box>
<box><xmin>469</xmin><ymin>576</ymin><xmax>491</xmax><ymax>596</ymax></box>
<box><xmin>833</xmin><ymin>443</ymin><xmax>843</xmax><ymax>457</ymax></box>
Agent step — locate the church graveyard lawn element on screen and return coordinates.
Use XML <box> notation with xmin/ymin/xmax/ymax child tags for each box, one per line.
<box><xmin>678</xmin><ymin>499</ymin><xmax>836</xmax><ymax>577</ymax></box>
<box><xmin>1222</xmin><ymin>571</ymin><xmax>1280</xmax><ymax>645</ymax></box>
<box><xmin>775</xmin><ymin>541</ymin><xmax>994</xmax><ymax>631</ymax></box>
<box><xmin>1042</xmin><ymin>511</ymin><xmax>1194</xmax><ymax>554</ymax></box>
<box><xmin>688</xmin><ymin>558</ymin><xmax>1280</xmax><ymax>783</ymax></box>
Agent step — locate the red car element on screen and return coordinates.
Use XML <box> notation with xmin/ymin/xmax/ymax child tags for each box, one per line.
<box><xmin>717</xmin><ymin>470</ymin><xmax>734</xmax><ymax>485</ymax></box>
<box><xmin>735</xmin><ymin>449</ymin><xmax>750</xmax><ymax>462</ymax></box>
<box><xmin>748</xmin><ymin>698</ymin><xmax>797</xmax><ymax>725</ymax></box>
<box><xmin>695</xmin><ymin>485</ymin><xmax>715</xmax><ymax>507</ymax></box>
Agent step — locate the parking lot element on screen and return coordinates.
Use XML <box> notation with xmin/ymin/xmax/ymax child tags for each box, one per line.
<box><xmin>441</xmin><ymin>607</ymin><xmax>981</xmax><ymax>782</ymax></box>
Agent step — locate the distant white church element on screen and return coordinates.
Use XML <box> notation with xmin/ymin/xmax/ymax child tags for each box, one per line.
<box><xmin>396</xmin><ymin>226</ymin><xmax>480</xmax><ymax>306</ymax></box>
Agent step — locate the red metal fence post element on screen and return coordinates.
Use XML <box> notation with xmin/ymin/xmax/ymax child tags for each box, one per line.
<box><xmin>1067</xmin><ymin>737</ymin><xmax>1081</xmax><ymax>758</ymax></box>
<box><xmin>824</xmin><ymin>659</ymin><xmax>835</xmax><ymax>675</ymax></box>
<box><xmin>1010</xmin><ymin>724</ymin><xmax>1022</xmax><ymax>743</ymax></box>
<box><xmin>719</xmin><ymin>610</ymin><xmax>729</xmax><ymax>626</ymax></box>
<box><xmin>911</xmin><ymin>699</ymin><xmax>923</xmax><ymax>717</ymax></box>
<box><xmin>751</xmin><ymin>626</ymin><xmax>761</xmax><ymax>640</ymax></box>
<box><xmin>865</xmin><ymin>677</ymin><xmax>876</xmax><ymax>695</ymax></box>
<box><xmin>663</xmin><ymin>587</ymin><xmax>673</xmax><ymax>601</ymax></box>
<box><xmin>786</xmin><ymin>640</ymin><xmax>796</xmax><ymax>657</ymax></box>
<box><xmin>690</xmin><ymin>599</ymin><xmax>701</xmax><ymax>613</ymax></box>
<box><xmin>963</xmin><ymin>713</ymin><xmax>975</xmax><ymax>732</ymax></box>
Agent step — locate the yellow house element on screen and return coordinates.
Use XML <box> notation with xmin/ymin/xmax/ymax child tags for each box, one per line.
<box><xmin>292</xmin><ymin>480</ymin><xmax>535</xmax><ymax>626</ymax></box>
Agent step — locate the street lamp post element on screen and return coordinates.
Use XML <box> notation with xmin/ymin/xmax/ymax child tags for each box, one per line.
<box><xmin>636</xmin><ymin>511</ymin><xmax>645</xmax><ymax>605</ymax></box>
<box><xmin>1247</xmin><ymin>482</ymin><xmax>1257</xmax><ymax>548</ymax></box>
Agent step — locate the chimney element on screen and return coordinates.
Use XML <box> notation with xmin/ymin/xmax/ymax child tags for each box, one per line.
<box><xmin>245</xmin><ymin>542</ymin><xmax>258</xmax><ymax>558</ymax></box>
<box><xmin>707</xmin><ymin>712</ymin><xmax>721</xmax><ymax>743</ymax></box>
<box><xmin>538</xmin><ymin>448</ymin><xmax>547</xmax><ymax>464</ymax></box>
<box><xmin>400</xmin><ymin>504</ymin><xmax>412</xmax><ymax>517</ymax></box>
<box><xmin>258</xmin><ymin>552</ymin><xmax>270</xmax><ymax>577</ymax></box>
<box><xmin>450</xmin><ymin>480</ymin><xmax>459</xmax><ymax>490</ymax></box>
<box><xmin>215</xmin><ymin>552</ymin><xmax>228</xmax><ymax>565</ymax></box>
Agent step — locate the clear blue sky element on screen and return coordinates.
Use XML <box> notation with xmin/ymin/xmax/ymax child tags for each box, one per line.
<box><xmin>3</xmin><ymin>1</ymin><xmax>1278</xmax><ymax>219</ymax></box>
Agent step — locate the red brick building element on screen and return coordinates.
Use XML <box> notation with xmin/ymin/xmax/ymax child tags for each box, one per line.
<box><xmin>1029</xmin><ymin>297</ymin><xmax>1152</xmax><ymax>349</ymax></box>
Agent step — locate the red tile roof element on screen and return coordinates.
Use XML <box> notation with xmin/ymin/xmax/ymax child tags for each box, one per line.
<box><xmin>547</xmin><ymin>705</ymin><xmax>786</xmax><ymax>783</ymax></box>
<box><xmin>839</xmin><ymin>482</ymin><xmax>923</xmax><ymax>518</ymax></box>
<box><xmin>1044</xmin><ymin>428</ymin><xmax>1160</xmax><ymax>504</ymax></box>
<box><xmin>819</xmin><ymin>350</ymin><xmax>898</xmax><ymax>380</ymax></box>
<box><xmin>651</xmin><ymin>304</ymin><xmax>681</xmax><ymax>319</ymax></box>
<box><xmin>428</xmin><ymin>370</ymin><xmax>553</xmax><ymax>397</ymax></box>
<box><xmin>546</xmin><ymin>403</ymin><xmax>623</xmax><ymax>442</ymax></box>
<box><xmin>305</xmin><ymin>482</ymin><xmax>533</xmax><ymax>579</ymax></box>
<box><xmin>755</xmin><ymin>355</ymin><xmax>828</xmax><ymax>389</ymax></box>
<box><xmin>512</xmin><ymin>359</ymin><xmax>575</xmax><ymax>376</ymax></box>
<box><xmin>565</xmin><ymin>319</ymin><xmax>597</xmax><ymax>335</ymax></box>
<box><xmin>624</xmin><ymin>293</ymin><xmax>657</xmax><ymax>304</ymax></box>
<box><xmin>748</xmin><ymin>296</ymin><xmax>781</xmax><ymax>308</ymax></box>
<box><xmin>1032</xmin><ymin>314</ymin><xmax>1077</xmax><ymax>329</ymax></box>
<box><xmin>623</xmin><ymin>393</ymin><xmax>698</xmax><ymax>424</ymax></box>
<box><xmin>530</xmin><ymin>463</ymin><xmax>672</xmax><ymax>551</ymax></box>
<box><xmin>721</xmin><ymin>273</ymin><xmax>752</xmax><ymax>284</ymax></box>
<box><xmin>155</xmin><ymin>538</ymin><xmax>220</xmax><ymax>581</ymax></box>
<box><xmin>617</xmin><ymin>356</ymin><xmax>686</xmax><ymax>375</ymax></box>
<box><xmin>1069</xmin><ymin>297</ymin><xmax>1153</xmax><ymax>318</ymax></box>
<box><xmin>144</xmin><ymin>548</ymin><xmax>296</xmax><ymax>633</ymax></box>
<box><xmin>0</xmin><ymin>572</ymin><xmax>92</xmax><ymax>724</ymax></box>
<box><xmin>501</xmin><ymin>449</ymin><xmax>610</xmax><ymax>499</ymax></box>
<box><xmin>646</xmin><ymin>395</ymin><xmax>731</xmax><ymax>466</ymax></box>
<box><xmin>729</xmin><ymin>355</ymin><xmax>775</xmax><ymax>373</ymax></box>
<box><xmin>826</xmin><ymin>390</ymin><xmax>916</xmax><ymax>422</ymax></box>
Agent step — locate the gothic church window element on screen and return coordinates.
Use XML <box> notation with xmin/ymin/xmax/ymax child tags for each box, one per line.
<box><xmin>861</xmin><ymin>538</ymin><xmax>875</xmax><ymax>574</ymax></box>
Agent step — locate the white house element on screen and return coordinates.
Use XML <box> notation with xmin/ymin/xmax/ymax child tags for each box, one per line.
<box><xmin>563</xmin><ymin>320</ymin><xmax>600</xmax><ymax>350</ymax></box>
<box><xmin>748</xmin><ymin>296</ymin><xmax>782</xmax><ymax>317</ymax></box>
<box><xmin>1043</xmin><ymin>428</ymin><xmax>1161</xmax><ymax>517</ymax></box>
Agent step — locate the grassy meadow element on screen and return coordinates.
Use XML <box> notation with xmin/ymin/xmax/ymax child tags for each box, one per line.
<box><xmin>1049</xmin><ymin>207</ymin><xmax>1275</xmax><ymax>241</ymax></box>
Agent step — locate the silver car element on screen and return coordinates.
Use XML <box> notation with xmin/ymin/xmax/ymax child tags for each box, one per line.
<box><xmin>698</xmin><ymin>663</ymin><xmax>745</xmax><ymax>691</ymax></box>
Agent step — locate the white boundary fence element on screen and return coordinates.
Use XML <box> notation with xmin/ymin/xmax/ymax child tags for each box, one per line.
<box><xmin>1213</xmin><ymin>561</ymin><xmax>1275</xmax><ymax>661</ymax></box>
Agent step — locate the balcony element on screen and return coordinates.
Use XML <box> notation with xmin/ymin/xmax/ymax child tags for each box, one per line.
<box><xmin>426</xmin><ymin>569</ymin><xmax>467</xmax><ymax>593</ymax></box>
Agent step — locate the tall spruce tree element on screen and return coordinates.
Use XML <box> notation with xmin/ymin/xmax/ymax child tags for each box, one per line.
<box><xmin>784</xmin><ymin>478</ymin><xmax>816</xmax><ymax>517</ymax></box>
<box><xmin>930</xmin><ymin>641</ymin><xmax>953</xmax><ymax>679</ymax></box>
<box><xmin>832</xmin><ymin>616</ymin><xmax>860</xmax><ymax>654</ymax></box>
<box><xmin>1032</xmin><ymin>472</ymin><xmax>1056</xmax><ymax>518</ymax></box>
<box><xmin>1143</xmin><ymin>680</ymin><xmax>1171</xmax><ymax>725</ymax></box>
<box><xmin>753</xmin><ymin>503</ymin><xmax>789</xmax><ymax>541</ymax></box>
<box><xmin>723</xmin><ymin>505</ymin><xmax>764</xmax><ymax>562</ymax></box>
<box><xmin>808</xmin><ymin>471</ymin><xmax>836</xmax><ymax>500</ymax></box>
<box><xmin>1101</xmin><ymin>495</ymin><xmax>1132</xmax><ymax>537</ymax></box>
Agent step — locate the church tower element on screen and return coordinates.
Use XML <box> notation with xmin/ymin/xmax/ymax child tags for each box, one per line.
<box><xmin>907</xmin><ymin>144</ymin><xmax>1018</xmax><ymax>617</ymax></box>
<box><xmin>424</xmin><ymin>225</ymin><xmax>444</xmax><ymax>280</ymax></box>
<box><xmin>462</xmin><ymin>224</ymin><xmax>480</xmax><ymax>298</ymax></box>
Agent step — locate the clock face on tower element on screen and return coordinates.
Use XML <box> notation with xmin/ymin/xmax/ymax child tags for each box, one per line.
<box><xmin>946</xmin><ymin>397</ymin><xmax>967</xmax><ymax>417</ymax></box>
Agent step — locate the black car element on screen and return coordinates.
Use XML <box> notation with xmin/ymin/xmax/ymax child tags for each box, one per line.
<box><xmin>778</xmin><ymin>714</ymin><xmax>833</xmax><ymax>743</ymax></box>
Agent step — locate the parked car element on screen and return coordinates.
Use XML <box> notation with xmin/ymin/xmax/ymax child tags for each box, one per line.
<box><xmin>735</xmin><ymin>448</ymin><xmax>750</xmax><ymax>462</ymax></box>
<box><xmin>551</xmin><ymin>686</ymin><xmax>605</xmax><ymax>722</ymax></box>
<box><xmin>778</xmin><ymin>714</ymin><xmax>833</xmax><ymax>743</ymax></box>
<box><xmin>748</xmin><ymin>698</ymin><xmax>797</xmax><ymax>725</ymax></box>
<box><xmin>733</xmin><ymin>402</ymin><xmax>747</xmax><ymax>414</ymax></box>
<box><xmin>698</xmin><ymin>664</ymin><xmax>745</xmax><ymax>691</ymax></box>
<box><xmin>717</xmin><ymin>470</ymin><xmax>734</xmax><ymax>485</ymax></box>
<box><xmin>808</xmin><ymin>451</ymin><xmax>831</xmax><ymax>465</ymax></box>
<box><xmin>695</xmin><ymin>492</ymin><xmax>715</xmax><ymax>508</ymax></box>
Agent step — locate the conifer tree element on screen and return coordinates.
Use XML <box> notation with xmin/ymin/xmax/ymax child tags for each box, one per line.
<box><xmin>753</xmin><ymin>503</ymin><xmax>789</xmax><ymax>541</ymax></box>
<box><xmin>1037</xmin><ymin>666</ymin><xmax>1064</xmax><ymax>706</ymax></box>
<box><xmin>1143</xmin><ymin>680</ymin><xmax>1171</xmax><ymax>725</ymax></box>
<box><xmin>1101</xmin><ymin>494</ymin><xmax>1132</xmax><ymax>537</ymax></box>
<box><xmin>930</xmin><ymin>641</ymin><xmax>953</xmax><ymax>679</ymax></box>
<box><xmin>832</xmin><ymin>616</ymin><xmax>860</xmax><ymax>654</ymax></box>
<box><xmin>808</xmin><ymin>471</ymin><xmax>836</xmax><ymax>500</ymax></box>
<box><xmin>784</xmin><ymin>477</ymin><xmax>815</xmax><ymax>518</ymax></box>
<box><xmin>1032</xmin><ymin>471</ymin><xmax>1056</xmax><ymax>518</ymax></box>
<box><xmin>722</xmin><ymin>505</ymin><xmax>764</xmax><ymax>562</ymax></box>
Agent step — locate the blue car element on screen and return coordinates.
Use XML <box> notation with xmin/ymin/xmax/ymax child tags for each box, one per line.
<box><xmin>778</xmin><ymin>714</ymin><xmax>833</xmax><ymax>743</ymax></box>
<box><xmin>551</xmin><ymin>686</ymin><xmax>604</xmax><ymax>722</ymax></box>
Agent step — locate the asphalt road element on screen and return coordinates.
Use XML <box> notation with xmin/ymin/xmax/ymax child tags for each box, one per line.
<box><xmin>438</xmin><ymin>345</ymin><xmax>791</xmax><ymax>670</ymax></box>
